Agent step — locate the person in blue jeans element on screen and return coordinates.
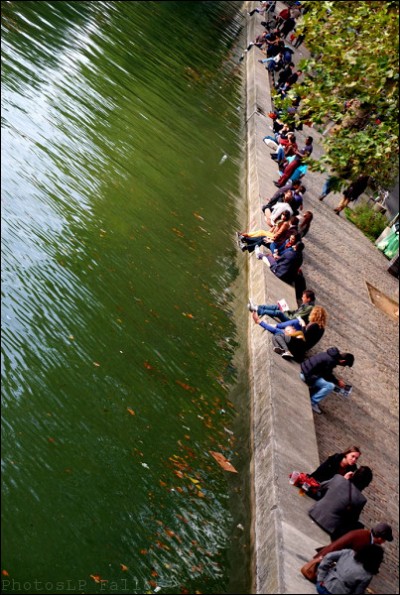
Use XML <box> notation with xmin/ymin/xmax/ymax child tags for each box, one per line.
<box><xmin>248</xmin><ymin>288</ymin><xmax>315</xmax><ymax>323</ymax></box>
<box><xmin>300</xmin><ymin>348</ymin><xmax>354</xmax><ymax>414</ymax></box>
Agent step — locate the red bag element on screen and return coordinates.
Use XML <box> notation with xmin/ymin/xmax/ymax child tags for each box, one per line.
<box><xmin>279</xmin><ymin>8</ymin><xmax>290</xmax><ymax>20</ymax></box>
<box><xmin>289</xmin><ymin>472</ymin><xmax>321</xmax><ymax>495</ymax></box>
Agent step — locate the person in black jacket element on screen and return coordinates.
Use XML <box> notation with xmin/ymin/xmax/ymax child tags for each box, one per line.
<box><xmin>300</xmin><ymin>347</ymin><xmax>354</xmax><ymax>414</ymax></box>
<box><xmin>271</xmin><ymin>305</ymin><xmax>327</xmax><ymax>361</ymax></box>
<box><xmin>258</xmin><ymin>240</ymin><xmax>304</xmax><ymax>284</ymax></box>
<box><xmin>333</xmin><ymin>175</ymin><xmax>370</xmax><ymax>214</ymax></box>
<box><xmin>310</xmin><ymin>446</ymin><xmax>361</xmax><ymax>483</ymax></box>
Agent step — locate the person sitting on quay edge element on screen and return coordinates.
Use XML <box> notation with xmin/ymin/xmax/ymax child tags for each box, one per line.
<box><xmin>261</xmin><ymin>180</ymin><xmax>303</xmax><ymax>214</ymax></box>
<box><xmin>257</xmin><ymin>240</ymin><xmax>305</xmax><ymax>285</ymax></box>
<box><xmin>269</xmin><ymin>229</ymin><xmax>301</xmax><ymax>257</ymax></box>
<box><xmin>247</xmin><ymin>288</ymin><xmax>316</xmax><ymax>323</ymax></box>
<box><xmin>308</xmin><ymin>466</ymin><xmax>373</xmax><ymax>540</ymax></box>
<box><xmin>270</xmin><ymin>305</ymin><xmax>327</xmax><ymax>361</ymax></box>
<box><xmin>264</xmin><ymin>191</ymin><xmax>294</xmax><ymax>226</ymax></box>
<box><xmin>298</xmin><ymin>210</ymin><xmax>313</xmax><ymax>238</ymax></box>
<box><xmin>316</xmin><ymin>544</ymin><xmax>384</xmax><ymax>595</ymax></box>
<box><xmin>237</xmin><ymin>211</ymin><xmax>291</xmax><ymax>253</ymax></box>
<box><xmin>300</xmin><ymin>347</ymin><xmax>354</xmax><ymax>414</ymax></box>
<box><xmin>251</xmin><ymin>305</ymin><xmax>327</xmax><ymax>361</ymax></box>
<box><xmin>310</xmin><ymin>446</ymin><xmax>362</xmax><ymax>484</ymax></box>
<box><xmin>274</xmin><ymin>137</ymin><xmax>313</xmax><ymax>188</ymax></box>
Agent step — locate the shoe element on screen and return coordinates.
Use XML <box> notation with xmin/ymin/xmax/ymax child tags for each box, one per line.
<box><xmin>273</xmin><ymin>347</ymin><xmax>285</xmax><ymax>355</ymax></box>
<box><xmin>311</xmin><ymin>403</ymin><xmax>322</xmax><ymax>414</ymax></box>
<box><xmin>282</xmin><ymin>351</ymin><xmax>294</xmax><ymax>359</ymax></box>
<box><xmin>273</xmin><ymin>181</ymin><xmax>281</xmax><ymax>187</ymax></box>
<box><xmin>334</xmin><ymin>209</ymin><xmax>341</xmax><ymax>215</ymax></box>
<box><xmin>270</xmin><ymin>153</ymin><xmax>278</xmax><ymax>160</ymax></box>
<box><xmin>256</xmin><ymin>252</ymin><xmax>265</xmax><ymax>260</ymax></box>
<box><xmin>318</xmin><ymin>195</ymin><xmax>325</xmax><ymax>201</ymax></box>
<box><xmin>247</xmin><ymin>298</ymin><xmax>258</xmax><ymax>312</ymax></box>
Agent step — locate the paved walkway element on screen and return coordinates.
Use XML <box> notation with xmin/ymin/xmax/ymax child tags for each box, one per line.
<box><xmin>244</xmin><ymin>3</ymin><xmax>399</xmax><ymax>593</ymax></box>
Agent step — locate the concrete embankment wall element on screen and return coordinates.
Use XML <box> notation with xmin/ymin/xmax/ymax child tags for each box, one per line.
<box><xmin>244</xmin><ymin>4</ymin><xmax>327</xmax><ymax>594</ymax></box>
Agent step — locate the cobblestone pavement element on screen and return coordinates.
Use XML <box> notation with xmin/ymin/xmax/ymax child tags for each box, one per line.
<box><xmin>247</xmin><ymin>3</ymin><xmax>399</xmax><ymax>593</ymax></box>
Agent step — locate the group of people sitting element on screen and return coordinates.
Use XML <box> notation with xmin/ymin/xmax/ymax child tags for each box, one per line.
<box><xmin>294</xmin><ymin>446</ymin><xmax>394</xmax><ymax>594</ymax></box>
<box><xmin>240</xmin><ymin>5</ymin><xmax>395</xmax><ymax>593</ymax></box>
<box><xmin>237</xmin><ymin>175</ymin><xmax>312</xmax><ymax>291</ymax></box>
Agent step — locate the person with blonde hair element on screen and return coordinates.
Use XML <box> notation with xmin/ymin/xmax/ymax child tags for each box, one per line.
<box><xmin>270</xmin><ymin>305</ymin><xmax>327</xmax><ymax>360</ymax></box>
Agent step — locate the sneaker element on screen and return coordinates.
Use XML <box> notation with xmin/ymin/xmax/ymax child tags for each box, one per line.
<box><xmin>311</xmin><ymin>403</ymin><xmax>322</xmax><ymax>414</ymax></box>
<box><xmin>273</xmin><ymin>347</ymin><xmax>285</xmax><ymax>355</ymax></box>
<box><xmin>318</xmin><ymin>195</ymin><xmax>325</xmax><ymax>201</ymax></box>
<box><xmin>248</xmin><ymin>298</ymin><xmax>258</xmax><ymax>312</ymax></box>
<box><xmin>270</xmin><ymin>153</ymin><xmax>278</xmax><ymax>160</ymax></box>
<box><xmin>282</xmin><ymin>351</ymin><xmax>294</xmax><ymax>359</ymax></box>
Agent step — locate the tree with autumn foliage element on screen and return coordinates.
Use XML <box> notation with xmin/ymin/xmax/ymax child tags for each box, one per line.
<box><xmin>280</xmin><ymin>1</ymin><xmax>399</xmax><ymax>188</ymax></box>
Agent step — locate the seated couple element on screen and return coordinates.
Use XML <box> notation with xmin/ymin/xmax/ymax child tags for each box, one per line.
<box><xmin>248</xmin><ymin>290</ymin><xmax>327</xmax><ymax>360</ymax></box>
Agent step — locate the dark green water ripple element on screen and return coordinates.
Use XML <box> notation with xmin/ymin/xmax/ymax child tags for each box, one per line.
<box><xmin>2</xmin><ymin>2</ymin><xmax>249</xmax><ymax>593</ymax></box>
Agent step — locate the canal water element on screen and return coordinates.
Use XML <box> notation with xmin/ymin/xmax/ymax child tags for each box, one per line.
<box><xmin>1</xmin><ymin>2</ymin><xmax>251</xmax><ymax>594</ymax></box>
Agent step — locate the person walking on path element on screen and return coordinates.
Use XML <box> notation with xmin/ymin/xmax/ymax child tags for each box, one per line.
<box><xmin>300</xmin><ymin>347</ymin><xmax>354</xmax><ymax>414</ymax></box>
<box><xmin>318</xmin><ymin>174</ymin><xmax>341</xmax><ymax>201</ymax></box>
<box><xmin>333</xmin><ymin>175</ymin><xmax>370</xmax><ymax>214</ymax></box>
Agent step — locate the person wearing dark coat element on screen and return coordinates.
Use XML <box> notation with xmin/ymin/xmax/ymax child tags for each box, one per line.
<box><xmin>308</xmin><ymin>467</ymin><xmax>373</xmax><ymax>540</ymax></box>
<box><xmin>300</xmin><ymin>347</ymin><xmax>354</xmax><ymax>414</ymax></box>
<box><xmin>334</xmin><ymin>175</ymin><xmax>370</xmax><ymax>214</ymax></box>
<box><xmin>310</xmin><ymin>447</ymin><xmax>361</xmax><ymax>483</ymax></box>
<box><xmin>270</xmin><ymin>305</ymin><xmax>327</xmax><ymax>361</ymax></box>
<box><xmin>259</xmin><ymin>241</ymin><xmax>304</xmax><ymax>284</ymax></box>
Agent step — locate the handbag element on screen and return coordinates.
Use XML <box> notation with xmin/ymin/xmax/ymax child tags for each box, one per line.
<box><xmin>300</xmin><ymin>557</ymin><xmax>319</xmax><ymax>583</ymax></box>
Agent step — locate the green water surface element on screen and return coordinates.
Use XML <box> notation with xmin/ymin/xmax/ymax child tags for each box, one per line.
<box><xmin>1</xmin><ymin>2</ymin><xmax>250</xmax><ymax>593</ymax></box>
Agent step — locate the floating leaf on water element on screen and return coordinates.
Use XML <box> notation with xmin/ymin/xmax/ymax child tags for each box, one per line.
<box><xmin>175</xmin><ymin>380</ymin><xmax>196</xmax><ymax>392</ymax></box>
<box><xmin>2</xmin><ymin>570</ymin><xmax>9</xmax><ymax>576</ymax></box>
<box><xmin>90</xmin><ymin>575</ymin><xmax>107</xmax><ymax>584</ymax></box>
<box><xmin>120</xmin><ymin>564</ymin><xmax>128</xmax><ymax>572</ymax></box>
<box><xmin>127</xmin><ymin>408</ymin><xmax>136</xmax><ymax>416</ymax></box>
<box><xmin>140</xmin><ymin>549</ymin><xmax>148</xmax><ymax>555</ymax></box>
<box><xmin>93</xmin><ymin>362</ymin><xmax>101</xmax><ymax>367</ymax></box>
<box><xmin>209</xmin><ymin>451</ymin><xmax>238</xmax><ymax>473</ymax></box>
<box><xmin>193</xmin><ymin>212</ymin><xmax>204</xmax><ymax>221</ymax></box>
<box><xmin>48</xmin><ymin>437</ymin><xmax>56</xmax><ymax>444</ymax></box>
